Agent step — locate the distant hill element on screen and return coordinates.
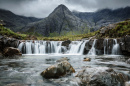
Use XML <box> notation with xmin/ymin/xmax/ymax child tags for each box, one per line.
<box><xmin>22</xmin><ymin>4</ymin><xmax>89</xmax><ymax>36</ymax></box>
<box><xmin>0</xmin><ymin>9</ymin><xmax>42</xmax><ymax>32</ymax></box>
<box><xmin>73</xmin><ymin>7</ymin><xmax>130</xmax><ymax>31</ymax></box>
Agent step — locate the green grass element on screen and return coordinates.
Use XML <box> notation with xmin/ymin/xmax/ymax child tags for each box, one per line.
<box><xmin>0</xmin><ymin>20</ymin><xmax>129</xmax><ymax>41</ymax></box>
<box><xmin>0</xmin><ymin>26</ymin><xmax>27</xmax><ymax>39</ymax></box>
<box><xmin>102</xmin><ymin>20</ymin><xmax>130</xmax><ymax>38</ymax></box>
<box><xmin>37</xmin><ymin>30</ymin><xmax>100</xmax><ymax>41</ymax></box>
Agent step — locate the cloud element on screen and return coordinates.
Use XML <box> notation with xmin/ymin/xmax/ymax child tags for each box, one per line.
<box><xmin>0</xmin><ymin>0</ymin><xmax>130</xmax><ymax>18</ymax></box>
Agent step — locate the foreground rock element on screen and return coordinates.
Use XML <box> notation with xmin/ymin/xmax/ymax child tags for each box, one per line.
<box><xmin>75</xmin><ymin>67</ymin><xmax>129</xmax><ymax>86</ymax></box>
<box><xmin>3</xmin><ymin>47</ymin><xmax>22</xmax><ymax>57</ymax></box>
<box><xmin>41</xmin><ymin>61</ymin><xmax>75</xmax><ymax>79</ymax></box>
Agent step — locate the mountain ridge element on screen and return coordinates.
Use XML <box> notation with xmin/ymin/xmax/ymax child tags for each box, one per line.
<box><xmin>73</xmin><ymin>6</ymin><xmax>130</xmax><ymax>31</ymax></box>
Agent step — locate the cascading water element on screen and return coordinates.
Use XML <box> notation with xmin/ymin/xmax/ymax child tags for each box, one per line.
<box><xmin>18</xmin><ymin>40</ymin><xmax>89</xmax><ymax>55</ymax></box>
<box><xmin>112</xmin><ymin>39</ymin><xmax>121</xmax><ymax>55</ymax></box>
<box><xmin>18</xmin><ymin>39</ymin><xmax>121</xmax><ymax>55</ymax></box>
<box><xmin>87</xmin><ymin>39</ymin><xmax>96</xmax><ymax>55</ymax></box>
<box><xmin>104</xmin><ymin>39</ymin><xmax>109</xmax><ymax>55</ymax></box>
<box><xmin>18</xmin><ymin>41</ymin><xmax>65</xmax><ymax>54</ymax></box>
<box><xmin>68</xmin><ymin>40</ymin><xmax>89</xmax><ymax>54</ymax></box>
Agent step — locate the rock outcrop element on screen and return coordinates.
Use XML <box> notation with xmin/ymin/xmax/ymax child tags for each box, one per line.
<box><xmin>76</xmin><ymin>67</ymin><xmax>129</xmax><ymax>86</ymax></box>
<box><xmin>120</xmin><ymin>35</ymin><xmax>130</xmax><ymax>55</ymax></box>
<box><xmin>3</xmin><ymin>47</ymin><xmax>22</xmax><ymax>57</ymax></box>
<box><xmin>0</xmin><ymin>36</ymin><xmax>21</xmax><ymax>58</ymax></box>
<box><xmin>62</xmin><ymin>40</ymin><xmax>71</xmax><ymax>49</ymax></box>
<box><xmin>41</xmin><ymin>61</ymin><xmax>75</xmax><ymax>79</ymax></box>
<box><xmin>83</xmin><ymin>35</ymin><xmax>130</xmax><ymax>55</ymax></box>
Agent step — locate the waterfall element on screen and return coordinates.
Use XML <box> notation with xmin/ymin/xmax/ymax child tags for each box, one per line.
<box><xmin>18</xmin><ymin>39</ymin><xmax>121</xmax><ymax>55</ymax></box>
<box><xmin>87</xmin><ymin>39</ymin><xmax>96</xmax><ymax>55</ymax></box>
<box><xmin>68</xmin><ymin>40</ymin><xmax>88</xmax><ymax>54</ymax></box>
<box><xmin>78</xmin><ymin>40</ymin><xmax>89</xmax><ymax>54</ymax></box>
<box><xmin>26</xmin><ymin>41</ymin><xmax>32</xmax><ymax>54</ymax></box>
<box><xmin>18</xmin><ymin>42</ymin><xmax>24</xmax><ymax>52</ymax></box>
<box><xmin>112</xmin><ymin>39</ymin><xmax>121</xmax><ymax>55</ymax></box>
<box><xmin>69</xmin><ymin>41</ymin><xmax>83</xmax><ymax>54</ymax></box>
<box><xmin>18</xmin><ymin>40</ymin><xmax>88</xmax><ymax>55</ymax></box>
<box><xmin>104</xmin><ymin>39</ymin><xmax>108</xmax><ymax>55</ymax></box>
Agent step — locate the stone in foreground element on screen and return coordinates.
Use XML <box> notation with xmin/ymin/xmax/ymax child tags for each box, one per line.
<box><xmin>41</xmin><ymin>61</ymin><xmax>75</xmax><ymax>79</ymax></box>
<box><xmin>75</xmin><ymin>67</ymin><xmax>128</xmax><ymax>86</ymax></box>
<box><xmin>3</xmin><ymin>47</ymin><xmax>22</xmax><ymax>57</ymax></box>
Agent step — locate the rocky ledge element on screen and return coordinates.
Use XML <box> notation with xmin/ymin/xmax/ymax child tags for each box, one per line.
<box><xmin>0</xmin><ymin>35</ymin><xmax>21</xmax><ymax>58</ymax></box>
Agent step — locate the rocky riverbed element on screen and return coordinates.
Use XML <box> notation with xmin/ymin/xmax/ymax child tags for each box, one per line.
<box><xmin>0</xmin><ymin>55</ymin><xmax>129</xmax><ymax>86</ymax></box>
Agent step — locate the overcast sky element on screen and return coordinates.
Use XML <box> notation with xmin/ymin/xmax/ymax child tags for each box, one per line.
<box><xmin>0</xmin><ymin>0</ymin><xmax>130</xmax><ymax>18</ymax></box>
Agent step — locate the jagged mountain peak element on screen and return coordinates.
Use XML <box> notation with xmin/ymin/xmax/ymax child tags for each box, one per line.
<box><xmin>49</xmin><ymin>4</ymin><xmax>72</xmax><ymax>17</ymax></box>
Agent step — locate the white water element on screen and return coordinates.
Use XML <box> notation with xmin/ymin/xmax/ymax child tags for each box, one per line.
<box><xmin>104</xmin><ymin>39</ymin><xmax>109</xmax><ymax>55</ymax></box>
<box><xmin>112</xmin><ymin>39</ymin><xmax>121</xmax><ymax>55</ymax></box>
<box><xmin>87</xmin><ymin>39</ymin><xmax>96</xmax><ymax>55</ymax></box>
<box><xmin>18</xmin><ymin>39</ymin><xmax>121</xmax><ymax>55</ymax></box>
<box><xmin>18</xmin><ymin>42</ymin><xmax>24</xmax><ymax>52</ymax></box>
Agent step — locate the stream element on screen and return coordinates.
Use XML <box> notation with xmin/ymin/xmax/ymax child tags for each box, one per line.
<box><xmin>0</xmin><ymin>55</ymin><xmax>129</xmax><ymax>86</ymax></box>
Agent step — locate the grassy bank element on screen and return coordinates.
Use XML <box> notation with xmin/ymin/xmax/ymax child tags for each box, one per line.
<box><xmin>0</xmin><ymin>20</ymin><xmax>129</xmax><ymax>41</ymax></box>
<box><xmin>0</xmin><ymin>26</ymin><xmax>27</xmax><ymax>39</ymax></box>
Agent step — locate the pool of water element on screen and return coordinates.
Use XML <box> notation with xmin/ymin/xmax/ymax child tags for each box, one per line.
<box><xmin>0</xmin><ymin>55</ymin><xmax>129</xmax><ymax>86</ymax></box>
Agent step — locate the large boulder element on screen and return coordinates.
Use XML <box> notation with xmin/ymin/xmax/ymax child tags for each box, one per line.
<box><xmin>120</xmin><ymin>35</ymin><xmax>130</xmax><ymax>55</ymax></box>
<box><xmin>75</xmin><ymin>67</ymin><xmax>129</xmax><ymax>86</ymax></box>
<box><xmin>3</xmin><ymin>47</ymin><xmax>22</xmax><ymax>57</ymax></box>
<box><xmin>41</xmin><ymin>61</ymin><xmax>75</xmax><ymax>79</ymax></box>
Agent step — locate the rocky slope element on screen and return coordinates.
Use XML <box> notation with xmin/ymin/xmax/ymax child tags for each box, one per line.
<box><xmin>22</xmin><ymin>4</ymin><xmax>89</xmax><ymax>36</ymax></box>
<box><xmin>0</xmin><ymin>9</ymin><xmax>41</xmax><ymax>32</ymax></box>
<box><xmin>73</xmin><ymin>7</ymin><xmax>130</xmax><ymax>31</ymax></box>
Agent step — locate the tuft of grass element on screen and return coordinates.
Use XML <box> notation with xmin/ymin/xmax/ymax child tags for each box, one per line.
<box><xmin>0</xmin><ymin>26</ymin><xmax>27</xmax><ymax>39</ymax></box>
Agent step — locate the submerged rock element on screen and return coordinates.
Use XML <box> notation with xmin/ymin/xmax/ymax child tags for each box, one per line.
<box><xmin>3</xmin><ymin>47</ymin><xmax>22</xmax><ymax>57</ymax></box>
<box><xmin>83</xmin><ymin>58</ymin><xmax>91</xmax><ymax>61</ymax></box>
<box><xmin>75</xmin><ymin>67</ymin><xmax>129</xmax><ymax>86</ymax></box>
<box><xmin>56</xmin><ymin>57</ymin><xmax>69</xmax><ymax>62</ymax></box>
<box><xmin>5</xmin><ymin>83</ymin><xmax>28</xmax><ymax>86</ymax></box>
<box><xmin>41</xmin><ymin>61</ymin><xmax>75</xmax><ymax>79</ymax></box>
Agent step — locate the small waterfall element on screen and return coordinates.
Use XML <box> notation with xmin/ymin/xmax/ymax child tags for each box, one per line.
<box><xmin>78</xmin><ymin>40</ymin><xmax>89</xmax><ymax>54</ymax></box>
<box><xmin>34</xmin><ymin>41</ymin><xmax>40</xmax><ymax>54</ymax></box>
<box><xmin>18</xmin><ymin>42</ymin><xmax>24</xmax><ymax>52</ymax></box>
<box><xmin>88</xmin><ymin>39</ymin><xmax>96</xmax><ymax>55</ymax></box>
<box><xmin>112</xmin><ymin>39</ymin><xmax>121</xmax><ymax>55</ymax></box>
<box><xmin>104</xmin><ymin>39</ymin><xmax>108</xmax><ymax>55</ymax></box>
<box><xmin>68</xmin><ymin>40</ymin><xmax>89</xmax><ymax>54</ymax></box>
<box><xmin>56</xmin><ymin>41</ymin><xmax>62</xmax><ymax>53</ymax></box>
<box><xmin>26</xmin><ymin>41</ymin><xmax>32</xmax><ymax>54</ymax></box>
<box><xmin>69</xmin><ymin>41</ymin><xmax>83</xmax><ymax>54</ymax></box>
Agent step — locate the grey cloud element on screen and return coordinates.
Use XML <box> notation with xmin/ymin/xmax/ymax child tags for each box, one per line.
<box><xmin>0</xmin><ymin>0</ymin><xmax>130</xmax><ymax>18</ymax></box>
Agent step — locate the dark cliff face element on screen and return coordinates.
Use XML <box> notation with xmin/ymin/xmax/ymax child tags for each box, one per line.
<box><xmin>0</xmin><ymin>9</ymin><xmax>41</xmax><ymax>32</ymax></box>
<box><xmin>73</xmin><ymin>7</ymin><xmax>130</xmax><ymax>31</ymax></box>
<box><xmin>22</xmin><ymin>4</ymin><xmax>89</xmax><ymax>36</ymax></box>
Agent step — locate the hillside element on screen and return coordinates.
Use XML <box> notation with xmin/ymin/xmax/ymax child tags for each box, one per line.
<box><xmin>0</xmin><ymin>9</ymin><xmax>41</xmax><ymax>32</ymax></box>
<box><xmin>73</xmin><ymin>7</ymin><xmax>130</xmax><ymax>31</ymax></box>
<box><xmin>22</xmin><ymin>4</ymin><xmax>89</xmax><ymax>36</ymax></box>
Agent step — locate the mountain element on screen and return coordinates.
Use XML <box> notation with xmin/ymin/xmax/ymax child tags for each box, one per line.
<box><xmin>22</xmin><ymin>4</ymin><xmax>89</xmax><ymax>36</ymax></box>
<box><xmin>0</xmin><ymin>9</ymin><xmax>42</xmax><ymax>32</ymax></box>
<box><xmin>73</xmin><ymin>7</ymin><xmax>130</xmax><ymax>31</ymax></box>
